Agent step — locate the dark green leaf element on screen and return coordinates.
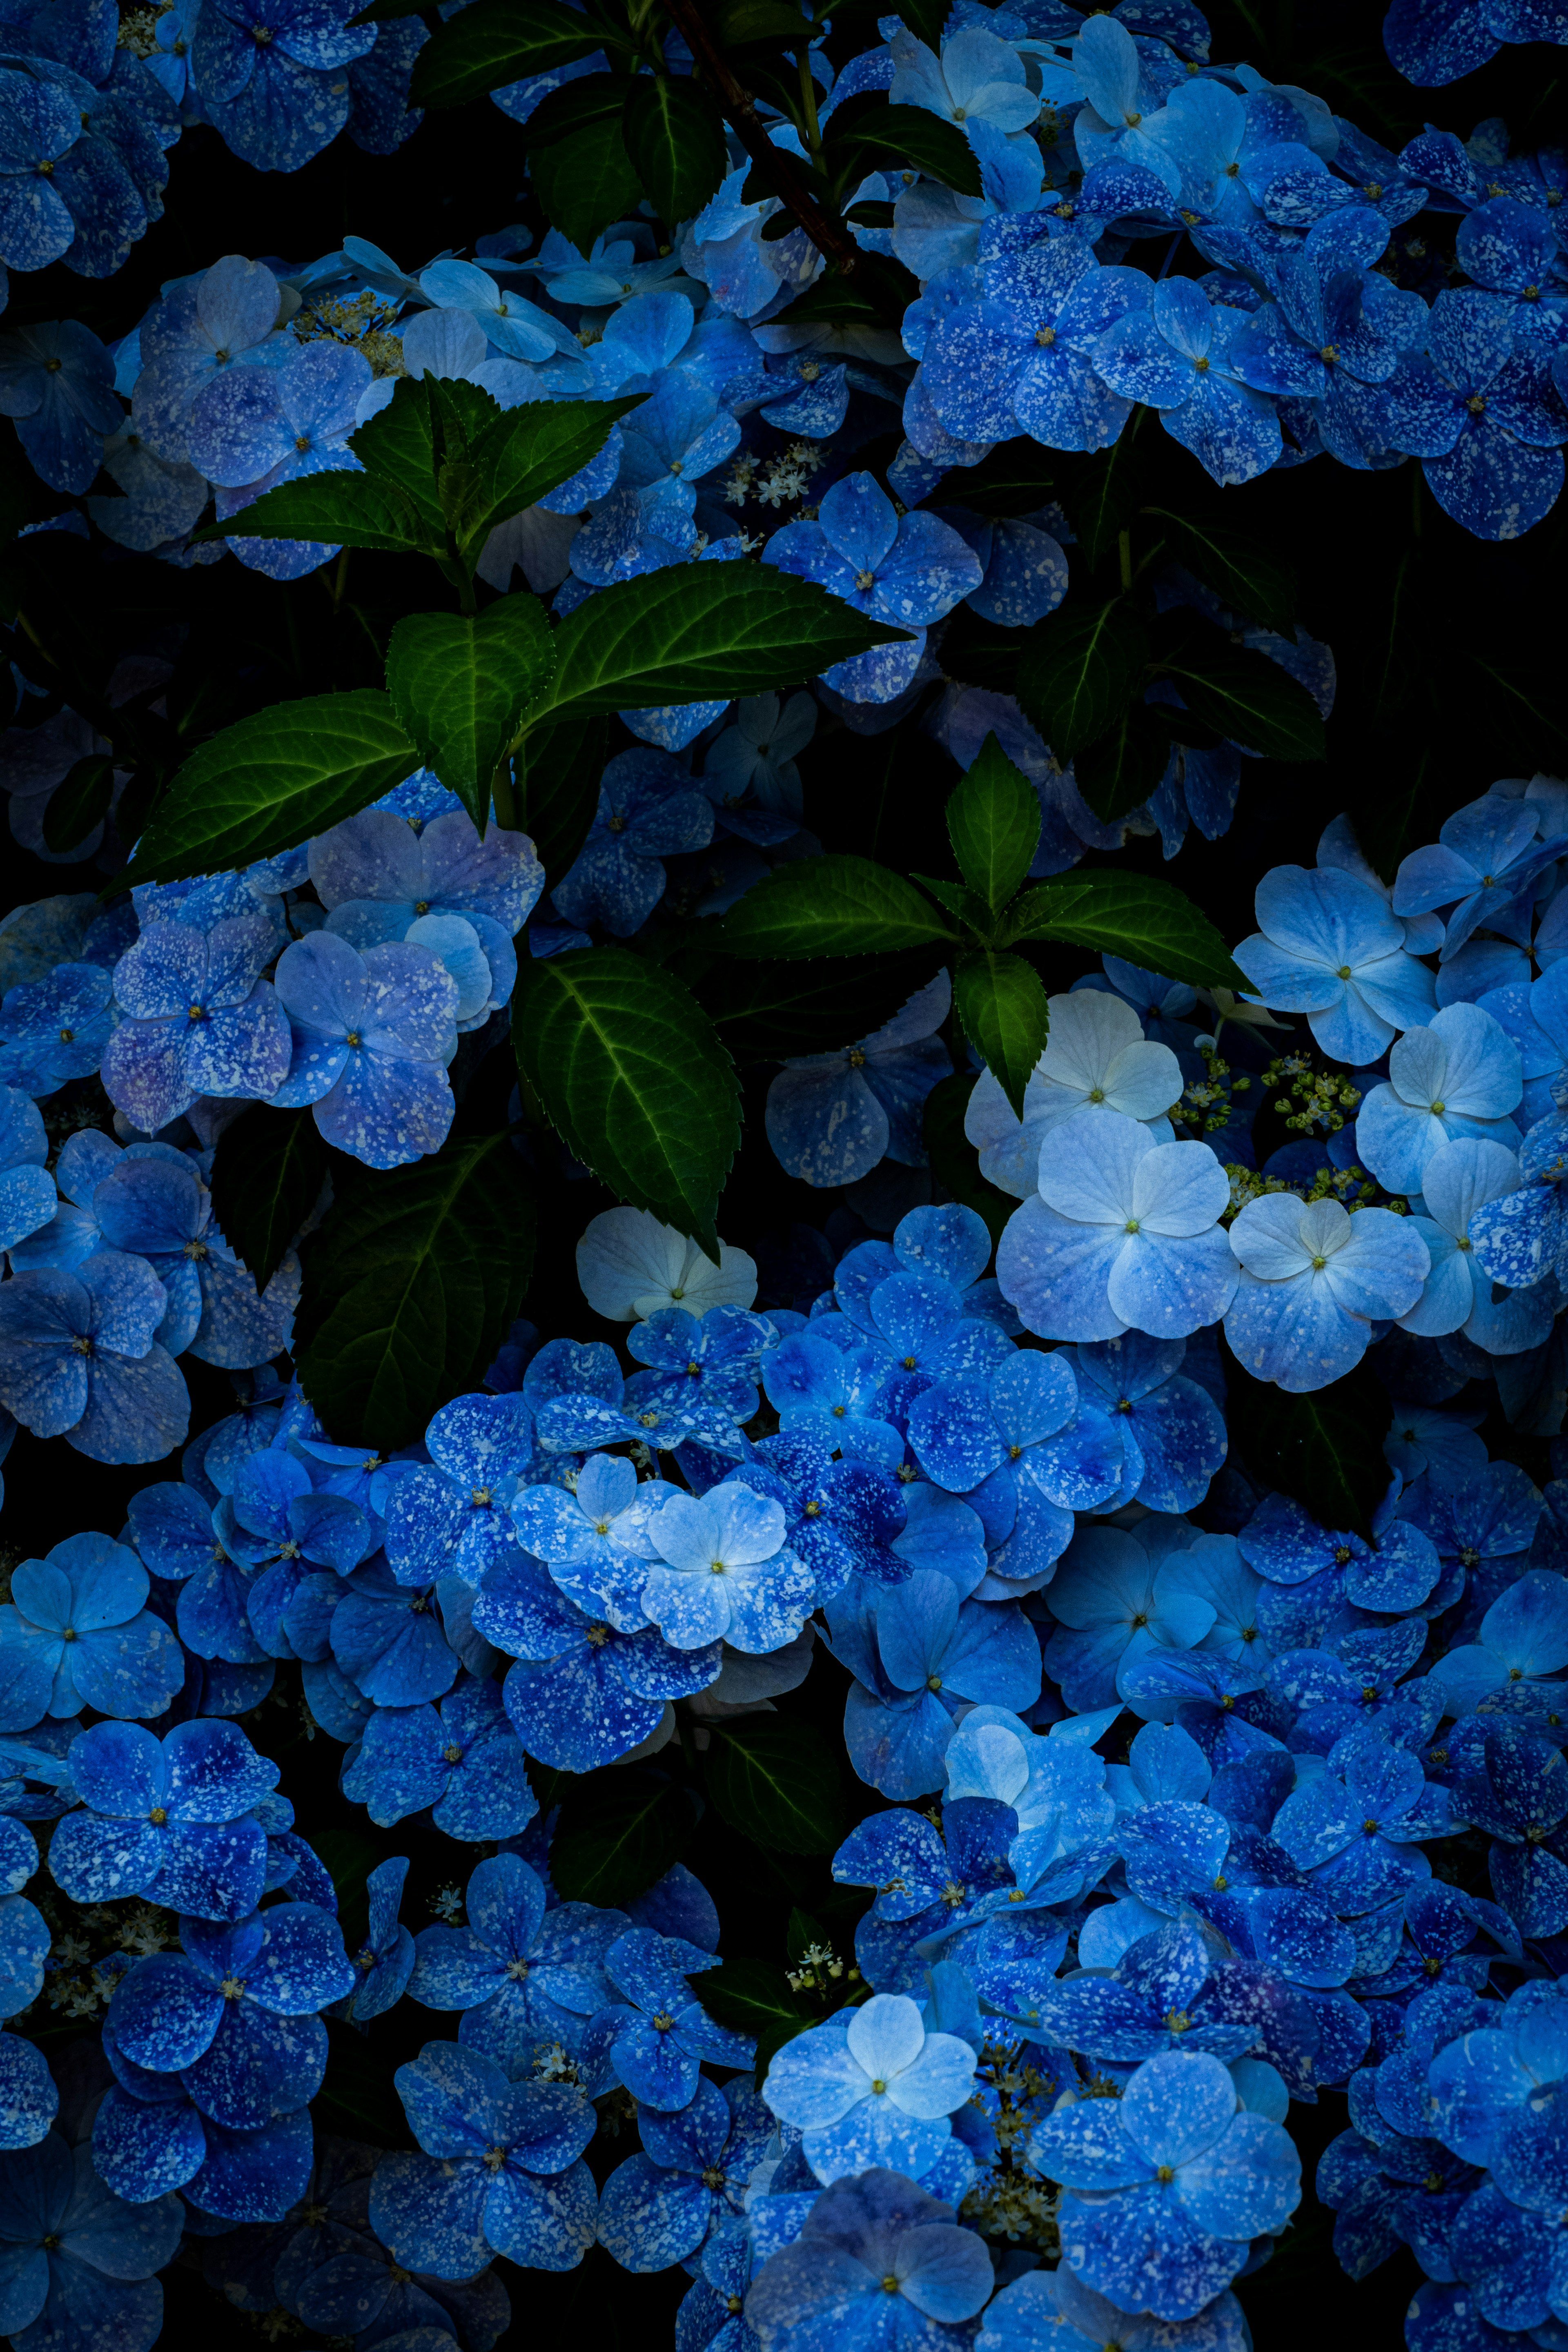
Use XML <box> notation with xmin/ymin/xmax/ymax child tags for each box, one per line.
<box><xmin>189</xmin><ymin>470</ymin><xmax>434</xmax><ymax>556</ymax></box>
<box><xmin>1143</xmin><ymin>506</ymin><xmax>1296</xmax><ymax>635</ymax></box>
<box><xmin>309</xmin><ymin>1826</ymin><xmax>382</xmax><ymax>1951</ymax></box>
<box><xmin>945</xmin><ymin>733</ymin><xmax>1041</xmax><ymax>910</ymax></box>
<box><xmin>526</xmin><ymin>79</ymin><xmax>642</xmax><ymax>253</ymax></box>
<box><xmin>689</xmin><ymin>950</ymin><xmax>943</xmax><ymax>1060</ymax></box>
<box><xmin>1154</xmin><ymin>616</ymin><xmax>1326</xmax><ymax>762</ymax></box>
<box><xmin>709</xmin><ymin>0</ymin><xmax>818</xmax><ymax>39</ymax></box>
<box><xmin>350</xmin><ymin>378</ymin><xmax>446</xmax><ymax>532</ymax></box>
<box><xmin>123</xmin><ymin>689</ymin><xmax>419</xmax><ymax>889</ymax></box>
<box><xmin>953</xmin><ymin>949</ymin><xmax>1048</xmax><ymax>1123</ymax></box>
<box><xmin>1017</xmin><ymin>600</ymin><xmax>1148</xmax><ymax>760</ymax></box>
<box><xmin>706</xmin><ymin>855</ymin><xmax>956</xmax><ymax>958</ymax></box>
<box><xmin>697</xmin><ymin>1958</ymin><xmax>815</xmax><ymax>2074</ymax></box>
<box><xmin>704</xmin><ymin>1716</ymin><xmax>843</xmax><ymax>1853</ymax></box>
<box><xmin>294</xmin><ymin>1131</ymin><xmax>535</xmax><ymax>1452</ymax></box>
<box><xmin>1008</xmin><ymin>871</ymin><xmax>1247</xmax><ymax>993</ymax></box>
<box><xmin>535</xmin><ymin>563</ymin><xmax>907</xmax><ymax>723</ymax></box>
<box><xmin>385</xmin><ymin>596</ymin><xmax>555</xmax><ymax>829</ymax></box>
<box><xmin>551</xmin><ymin>1777</ymin><xmax>694</xmax><ymax>1905</ymax></box>
<box><xmin>513</xmin><ymin>946</ymin><xmax>739</xmax><ymax>1256</ymax></box>
<box><xmin>923</xmin><ymin>1071</ymin><xmax>1011</xmax><ymax>1250</ymax></box>
<box><xmin>209</xmin><ymin>1106</ymin><xmax>330</xmax><ymax>1292</ymax></box>
<box><xmin>1221</xmin><ymin>1343</ymin><xmax>1392</xmax><ymax>1543</ymax></box>
<box><xmin>1054</xmin><ymin>436</ymin><xmax>1146</xmax><ymax>570</ymax></box>
<box><xmin>891</xmin><ymin>0</ymin><xmax>951</xmax><ymax>44</ymax></box>
<box><xmin>828</xmin><ymin>100</ymin><xmax>982</xmax><ymax>197</ymax></box>
<box><xmin>931</xmin><ymin>439</ymin><xmax>1055</xmax><ymax>519</ymax></box>
<box><xmin>515</xmin><ymin>710</ymin><xmax>609</xmax><ymax>882</ymax></box>
<box><xmin>937</xmin><ymin>605</ymin><xmax>1021</xmax><ymax>695</ymax></box>
<box><xmin>786</xmin><ymin>1907</ymin><xmax>828</xmax><ymax>1963</ymax></box>
<box><xmin>913</xmin><ymin>873</ymin><xmax>991</xmax><ymax>930</ymax></box>
<box><xmin>844</xmin><ymin>200</ymin><xmax>896</xmax><ymax>228</ymax></box>
<box><xmin>623</xmin><ymin>74</ymin><xmax>728</xmax><ymax>227</ymax></box>
<box><xmin>42</xmin><ymin>753</ymin><xmax>114</xmax><ymax>854</ymax></box>
<box><xmin>1074</xmin><ymin>701</ymin><xmax>1174</xmax><ymax>822</ymax></box>
<box><xmin>410</xmin><ymin>0</ymin><xmax>605</xmax><ymax>105</ymax></box>
<box><xmin>457</xmin><ymin>395</ymin><xmax>642</xmax><ymax>565</ymax></box>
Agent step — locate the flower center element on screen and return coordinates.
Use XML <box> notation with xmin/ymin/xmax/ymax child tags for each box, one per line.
<box><xmin>710</xmin><ymin>1559</ymin><xmax>727</xmax><ymax>1575</ymax></box>
<box><xmin>854</xmin><ymin>569</ymin><xmax>875</xmax><ymax>590</ymax></box>
<box><xmin>220</xmin><ymin>1976</ymin><xmax>247</xmax><ymax>2000</ymax></box>
<box><xmin>1035</xmin><ymin>325</ymin><xmax>1056</xmax><ymax>346</ymax></box>
<box><xmin>148</xmin><ymin>1806</ymin><xmax>167</xmax><ymax>1825</ymax></box>
<box><xmin>1335</xmin><ymin>964</ymin><xmax>1353</xmax><ymax>980</ymax></box>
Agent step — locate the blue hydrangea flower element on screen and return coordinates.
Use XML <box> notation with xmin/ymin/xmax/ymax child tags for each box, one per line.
<box><xmin>641</xmin><ymin>1485</ymin><xmax>814</xmax><ymax>1653</ymax></box>
<box><xmin>1355</xmin><ymin>1004</ymin><xmax>1522</xmax><ymax>1194</ymax></box>
<box><xmin>0</xmin><ymin>961</ymin><xmax>114</xmax><ymax>1097</ymax></box>
<box><xmin>1042</xmin><ymin>1521</ymin><xmax>1221</xmax><ymax>1711</ymax></box>
<box><xmin>624</xmin><ymin>1304</ymin><xmax>773</xmax><ymax>1455</ymax></box>
<box><xmin>1235</xmin><ymin>864</ymin><xmax>1437</xmax><ymax>1062</ymax></box>
<box><xmin>311</xmin><ymin>804</ymin><xmax>544</xmax><ymax>937</ymax></box>
<box><xmin>724</xmin><ymin>1432</ymin><xmax>909</xmax><ymax>1599</ymax></box>
<box><xmin>552</xmin><ymin>749</ymin><xmax>714</xmax><ymax>937</ymax></box>
<box><xmin>1225</xmin><ymin>1196</ymin><xmax>1431</xmax><ymax>1390</ymax></box>
<box><xmin>1071</xmin><ymin>1334</ymin><xmax>1228</xmax><ymax>1515</ymax></box>
<box><xmin>1399</xmin><ymin>1138</ymin><xmax>1557</xmax><ymax>1353</ymax></box>
<box><xmin>0</xmin><ymin>321</ymin><xmax>124</xmax><ymax>494</ymax></box>
<box><xmin>599</xmin><ymin>2075</ymin><xmax>772</xmax><ymax>2271</ymax></box>
<box><xmin>1272</xmin><ymin>1735</ymin><xmax>1450</xmax><ymax>1907</ymax></box>
<box><xmin>1451</xmin><ymin>1719</ymin><xmax>1568</xmax><ymax>1935</ymax></box>
<box><xmin>581</xmin><ymin>1926</ymin><xmax>754</xmax><ymax>2111</ymax></box>
<box><xmin>908</xmin><ymin>1348</ymin><xmax>1125</xmax><ymax>1576</ymax></box>
<box><xmin>476</xmin><ymin>1555</ymin><xmax>721</xmax><ymax>1768</ymax></box>
<box><xmin>101</xmin><ymin>915</ymin><xmax>291</xmax><ymax>1134</ymax></box>
<box><xmin>764</xmin><ymin>1993</ymin><xmax>977</xmax><ymax>2185</ymax></box>
<box><xmin>764</xmin><ymin>472</ymin><xmax>981</xmax><ymax>704</ymax></box>
<box><xmin>1035</xmin><ymin>2048</ymin><xmax>1300</xmax><ymax>2319</ymax></box>
<box><xmin>0</xmin><ymin>1531</ymin><xmax>181</xmax><ymax>1725</ymax></box>
<box><xmin>383</xmin><ymin>1391</ymin><xmax>541</xmax><ymax>1588</ymax></box>
<box><xmin>191</xmin><ymin>0</ymin><xmax>375</xmax><ymax>169</ymax></box>
<box><xmin>408</xmin><ymin>1850</ymin><xmax>626</xmax><ymax>2076</ymax></box>
<box><xmin>0</xmin><ymin>1252</ymin><xmax>189</xmax><ymax>1463</ymax></box>
<box><xmin>336</xmin><ymin>1854</ymin><xmax>416</xmax><ymax>2024</ymax></box>
<box><xmin>968</xmin><ymin>991</ymin><xmax>1184</xmax><ymax>1205</ymax></box>
<box><xmin>980</xmin><ymin>2268</ymin><xmax>1250</xmax><ymax>2352</ymax></box>
<box><xmin>766</xmin><ymin>973</ymin><xmax>952</xmax><ymax>1188</ymax></box>
<box><xmin>340</xmin><ymin>1673</ymin><xmax>537</xmax><ymax>1839</ymax></box>
<box><xmin>48</xmin><ymin>1716</ymin><xmax>278</xmax><ymax>1920</ymax></box>
<box><xmin>509</xmin><ymin>1451</ymin><xmax>666</xmax><ymax>1630</ymax></box>
<box><xmin>1379</xmin><ymin>287</ymin><xmax>1566</xmax><ymax>539</ymax></box>
<box><xmin>370</xmin><ymin>2042</ymin><xmax>597</xmax><ymax>2276</ymax></box>
<box><xmin>91</xmin><ymin>1147</ymin><xmax>298</xmax><ymax>1370</ymax></box>
<box><xmin>746</xmin><ymin>2167</ymin><xmax>994</xmax><ymax>2348</ymax></box>
<box><xmin>0</xmin><ymin>2126</ymin><xmax>184</xmax><ymax>2352</ymax></box>
<box><xmin>0</xmin><ymin>1090</ymin><xmax>57</xmax><ymax>1255</ymax></box>
<box><xmin>997</xmin><ymin>1109</ymin><xmax>1237</xmax><ymax>1344</ymax></box>
<box><xmin>760</xmin><ymin>1332</ymin><xmax>903</xmax><ymax>1472</ymax></box>
<box><xmin>827</xmin><ymin>1568</ymin><xmax>1041</xmax><ymax>1798</ymax></box>
<box><xmin>1090</xmin><ymin>276</ymin><xmax>1283</xmax><ymax>486</ymax></box>
<box><xmin>270</xmin><ymin>930</ymin><xmax>459</xmax><ymax>1169</ymax></box>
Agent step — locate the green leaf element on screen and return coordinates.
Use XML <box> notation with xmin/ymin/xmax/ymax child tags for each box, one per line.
<box><xmin>457</xmin><ymin>395</ymin><xmax>641</xmax><ymax>564</ymax></box>
<box><xmin>1154</xmin><ymin>616</ymin><xmax>1326</xmax><ymax>762</ymax></box>
<box><xmin>293</xmin><ymin>1131</ymin><xmax>535</xmax><ymax>1452</ymax></box>
<box><xmin>123</xmin><ymin>689</ymin><xmax>419</xmax><ymax>889</ymax></box>
<box><xmin>513</xmin><ymin>946</ymin><xmax>740</xmax><ymax>1256</ymax></box>
<box><xmin>515</xmin><ymin>709</ymin><xmax>609</xmax><ymax>883</ymax></box>
<box><xmin>622</xmin><ymin>74</ymin><xmax>728</xmax><ymax>228</ymax></box>
<box><xmin>931</xmin><ymin>439</ymin><xmax>1055</xmax><ymax>519</ymax></box>
<box><xmin>828</xmin><ymin>99</ymin><xmax>982</xmax><ymax>197</ymax></box>
<box><xmin>1143</xmin><ymin>506</ymin><xmax>1296</xmax><ymax>636</ymax></box>
<box><xmin>689</xmin><ymin>950</ymin><xmax>944</xmax><ymax>1060</ymax></box>
<box><xmin>1053</xmin><ymin>435</ymin><xmax>1146</xmax><ymax>570</ymax></box>
<box><xmin>1008</xmin><ymin>871</ymin><xmax>1247</xmax><ymax>993</ymax></box>
<box><xmin>1074</xmin><ymin>701</ymin><xmax>1174</xmax><ymax>822</ymax></box>
<box><xmin>349</xmin><ymin>378</ymin><xmax>447</xmax><ymax>532</ymax></box>
<box><xmin>42</xmin><ymin>753</ymin><xmax>114</xmax><ymax>854</ymax></box>
<box><xmin>938</xmin><ymin>606</ymin><xmax>1021</xmax><ymax>696</ymax></box>
<box><xmin>953</xmin><ymin>949</ymin><xmax>1048</xmax><ymax>1123</ymax></box>
<box><xmin>704</xmin><ymin>1716</ymin><xmax>844</xmax><ymax>1853</ymax></box>
<box><xmin>189</xmin><ymin>470</ymin><xmax>434</xmax><ymax>556</ymax></box>
<box><xmin>706</xmin><ymin>855</ymin><xmax>956</xmax><ymax>958</ymax></box>
<box><xmin>209</xmin><ymin>1106</ymin><xmax>330</xmax><ymax>1292</ymax></box>
<box><xmin>409</xmin><ymin>0</ymin><xmax>606</xmax><ymax>106</ymax></box>
<box><xmin>891</xmin><ymin>0</ymin><xmax>952</xmax><ymax>44</ymax></box>
<box><xmin>551</xmin><ymin>1777</ymin><xmax>695</xmax><ymax>1905</ymax></box>
<box><xmin>535</xmin><ymin>563</ymin><xmax>907</xmax><ymax>723</ymax></box>
<box><xmin>1221</xmin><ymin>1343</ymin><xmax>1392</xmax><ymax>1543</ymax></box>
<box><xmin>945</xmin><ymin>733</ymin><xmax>1041</xmax><ymax>910</ymax></box>
<box><xmin>526</xmin><ymin>78</ymin><xmax>642</xmax><ymax>254</ymax></box>
<box><xmin>913</xmin><ymin>873</ymin><xmax>992</xmax><ymax>930</ymax></box>
<box><xmin>786</xmin><ymin>1907</ymin><xmax>829</xmax><ymax>1964</ymax></box>
<box><xmin>923</xmin><ymin>1071</ymin><xmax>1011</xmax><ymax>1250</ymax></box>
<box><xmin>1017</xmin><ymin>600</ymin><xmax>1148</xmax><ymax>760</ymax></box>
<box><xmin>773</xmin><ymin>252</ymin><xmax>920</xmax><ymax>330</ymax></box>
<box><xmin>697</xmin><ymin>1958</ymin><xmax>815</xmax><ymax>2074</ymax></box>
<box><xmin>385</xmin><ymin>596</ymin><xmax>555</xmax><ymax>829</ymax></box>
<box><xmin>709</xmin><ymin>0</ymin><xmax>819</xmax><ymax>40</ymax></box>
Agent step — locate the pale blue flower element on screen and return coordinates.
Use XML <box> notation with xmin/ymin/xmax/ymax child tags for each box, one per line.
<box><xmin>1235</xmin><ymin>864</ymin><xmax>1438</xmax><ymax>1063</ymax></box>
<box><xmin>1356</xmin><ymin>1002</ymin><xmax>1522</xmax><ymax>1194</ymax></box>
<box><xmin>1225</xmin><ymin>1196</ymin><xmax>1431</xmax><ymax>1389</ymax></box>
<box><xmin>763</xmin><ymin>1993</ymin><xmax>977</xmax><ymax>2184</ymax></box>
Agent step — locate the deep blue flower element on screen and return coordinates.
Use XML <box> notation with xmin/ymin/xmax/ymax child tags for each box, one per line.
<box><xmin>552</xmin><ymin>749</ymin><xmax>714</xmax><ymax>937</ymax></box>
<box><xmin>746</xmin><ymin>2166</ymin><xmax>994</xmax><ymax>2349</ymax></box>
<box><xmin>1235</xmin><ymin>862</ymin><xmax>1437</xmax><ymax>1062</ymax></box>
<box><xmin>340</xmin><ymin>1673</ymin><xmax>539</xmax><ymax>1839</ymax></box>
<box><xmin>0</xmin><ymin>1089</ymin><xmax>56</xmax><ymax>1255</ymax></box>
<box><xmin>270</xmin><ymin>930</ymin><xmax>459</xmax><ymax>1169</ymax></box>
<box><xmin>600</xmin><ymin>2075</ymin><xmax>772</xmax><ymax>2270</ymax></box>
<box><xmin>581</xmin><ymin>1926</ymin><xmax>755</xmax><ymax>2111</ymax></box>
<box><xmin>826</xmin><ymin>1569</ymin><xmax>1041</xmax><ymax>1799</ymax></box>
<box><xmin>48</xmin><ymin>1716</ymin><xmax>278</xmax><ymax>1920</ymax></box>
<box><xmin>408</xmin><ymin>1849</ymin><xmax>626</xmax><ymax>2076</ymax></box>
<box><xmin>0</xmin><ymin>960</ymin><xmax>114</xmax><ymax>1097</ymax></box>
<box><xmin>764</xmin><ymin>471</ymin><xmax>980</xmax><ymax>704</ymax></box>
<box><xmin>0</xmin><ymin>1252</ymin><xmax>188</xmax><ymax>1464</ymax></box>
<box><xmin>102</xmin><ymin>914</ymin><xmax>291</xmax><ymax>1134</ymax></box>
<box><xmin>722</xmin><ymin>1431</ymin><xmax>909</xmax><ymax>1601</ymax></box>
<box><xmin>909</xmin><ymin>1345</ymin><xmax>1125</xmax><ymax>1574</ymax></box>
<box><xmin>1378</xmin><ymin>287</ymin><xmax>1567</xmax><ymax>539</ymax></box>
<box><xmin>370</xmin><ymin>2041</ymin><xmax>597</xmax><ymax>2276</ymax></box>
<box><xmin>0</xmin><ymin>2126</ymin><xmax>183</xmax><ymax>2352</ymax></box>
<box><xmin>0</xmin><ymin>321</ymin><xmax>122</xmax><ymax>494</ymax></box>
<box><xmin>766</xmin><ymin>973</ymin><xmax>952</xmax><ymax>1189</ymax></box>
<box><xmin>0</xmin><ymin>1531</ymin><xmax>181</xmax><ymax>1725</ymax></box>
<box><xmin>762</xmin><ymin>1993</ymin><xmax>976</xmax><ymax>2187</ymax></box>
<box><xmin>1091</xmin><ymin>276</ymin><xmax>1283</xmax><ymax>486</ymax></box>
<box><xmin>337</xmin><ymin>1855</ymin><xmax>415</xmax><ymax>2024</ymax></box>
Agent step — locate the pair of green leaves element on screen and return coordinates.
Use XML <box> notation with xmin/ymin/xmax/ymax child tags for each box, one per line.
<box><xmin>126</xmin><ymin>556</ymin><xmax>907</xmax><ymax>885</ymax></box>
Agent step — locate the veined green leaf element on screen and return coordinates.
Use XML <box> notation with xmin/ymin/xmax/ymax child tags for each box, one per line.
<box><xmin>123</xmin><ymin>689</ymin><xmax>419</xmax><ymax>889</ymax></box>
<box><xmin>410</xmin><ymin>0</ymin><xmax>608</xmax><ymax>107</ymax></box>
<box><xmin>457</xmin><ymin>396</ymin><xmax>641</xmax><ymax>566</ymax></box>
<box><xmin>385</xmin><ymin>596</ymin><xmax>556</xmax><ymax>829</ymax></box>
<box><xmin>1008</xmin><ymin>871</ymin><xmax>1247</xmax><ymax>993</ymax></box>
<box><xmin>1144</xmin><ymin>506</ymin><xmax>1297</xmax><ymax>636</ymax></box>
<box><xmin>526</xmin><ymin>78</ymin><xmax>642</xmax><ymax>254</ymax></box>
<box><xmin>551</xmin><ymin>1778</ymin><xmax>695</xmax><ymax>1905</ymax></box>
<box><xmin>294</xmin><ymin>1131</ymin><xmax>535</xmax><ymax>1452</ymax></box>
<box><xmin>622</xmin><ymin>74</ymin><xmax>728</xmax><ymax>228</ymax></box>
<box><xmin>1222</xmin><ymin>1345</ymin><xmax>1392</xmax><ymax>1543</ymax></box>
<box><xmin>953</xmin><ymin>949</ymin><xmax>1048</xmax><ymax>1122</ymax></box>
<box><xmin>1075</xmin><ymin>701</ymin><xmax>1174</xmax><ymax>822</ymax></box>
<box><xmin>209</xmin><ymin>1106</ymin><xmax>330</xmax><ymax>1292</ymax></box>
<box><xmin>945</xmin><ymin>733</ymin><xmax>1041</xmax><ymax>909</ymax></box>
<box><xmin>515</xmin><ymin>709</ymin><xmax>608</xmax><ymax>883</ymax></box>
<box><xmin>189</xmin><ymin>470</ymin><xmax>436</xmax><ymax>556</ymax></box>
<box><xmin>704</xmin><ymin>1717</ymin><xmax>843</xmax><ymax>1853</ymax></box>
<box><xmin>688</xmin><ymin>949</ymin><xmax>944</xmax><ymax>1060</ymax></box>
<box><xmin>1155</xmin><ymin>615</ymin><xmax>1326</xmax><ymax>762</ymax></box>
<box><xmin>513</xmin><ymin>946</ymin><xmax>740</xmax><ymax>1256</ymax></box>
<box><xmin>707</xmin><ymin>855</ymin><xmax>956</xmax><ymax>958</ymax></box>
<box><xmin>1018</xmin><ymin>600</ymin><xmax>1148</xmax><ymax>759</ymax></box>
<box><xmin>827</xmin><ymin>99</ymin><xmax>982</xmax><ymax>197</ymax></box>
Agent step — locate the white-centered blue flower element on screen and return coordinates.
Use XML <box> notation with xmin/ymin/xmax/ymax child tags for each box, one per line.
<box><xmin>762</xmin><ymin>1990</ymin><xmax>978</xmax><ymax>2183</ymax></box>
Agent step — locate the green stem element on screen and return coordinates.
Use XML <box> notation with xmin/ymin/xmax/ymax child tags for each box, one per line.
<box><xmin>797</xmin><ymin>44</ymin><xmax>821</xmax><ymax>155</ymax></box>
<box><xmin>491</xmin><ymin>757</ymin><xmax>519</xmax><ymax>830</ymax></box>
